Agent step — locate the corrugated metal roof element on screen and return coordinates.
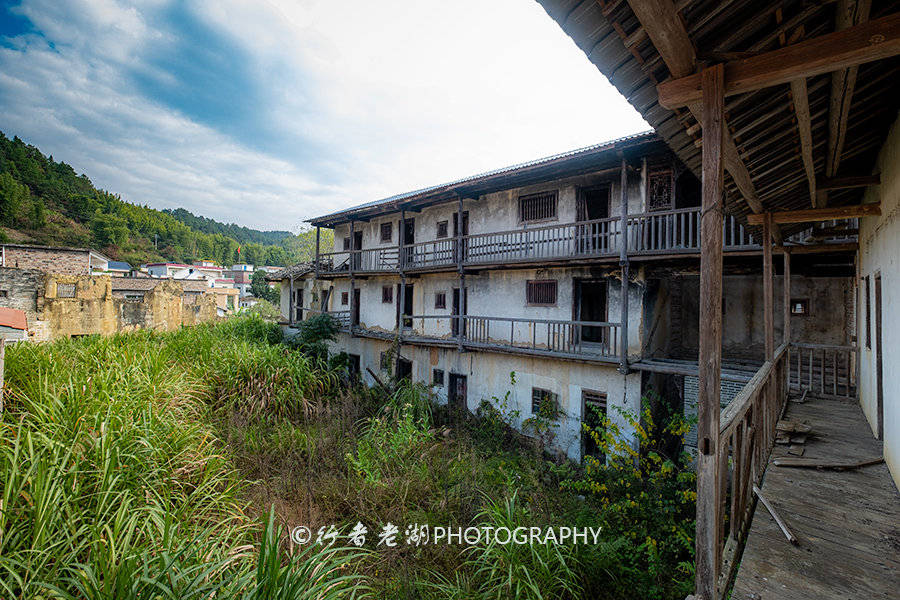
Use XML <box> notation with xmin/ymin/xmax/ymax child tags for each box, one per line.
<box><xmin>308</xmin><ymin>130</ymin><xmax>655</xmax><ymax>225</ymax></box>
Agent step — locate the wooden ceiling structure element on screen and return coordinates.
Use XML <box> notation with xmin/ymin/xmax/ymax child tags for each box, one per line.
<box><xmin>537</xmin><ymin>0</ymin><xmax>900</xmax><ymax>236</ymax></box>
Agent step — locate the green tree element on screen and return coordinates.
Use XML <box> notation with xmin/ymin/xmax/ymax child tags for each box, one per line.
<box><xmin>250</xmin><ymin>269</ymin><xmax>279</xmax><ymax>304</ymax></box>
<box><xmin>90</xmin><ymin>213</ymin><xmax>130</xmax><ymax>248</ymax></box>
<box><xmin>0</xmin><ymin>171</ymin><xmax>27</xmax><ymax>225</ymax></box>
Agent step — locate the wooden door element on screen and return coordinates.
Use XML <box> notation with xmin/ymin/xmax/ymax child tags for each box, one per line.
<box><xmin>351</xmin><ymin>288</ymin><xmax>360</xmax><ymax>326</ymax></box>
<box><xmin>448</xmin><ymin>373</ymin><xmax>467</xmax><ymax>412</ymax></box>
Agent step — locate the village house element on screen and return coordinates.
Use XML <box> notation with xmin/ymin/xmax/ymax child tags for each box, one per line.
<box><xmin>1</xmin><ymin>243</ymin><xmax>110</xmax><ymax>276</ymax></box>
<box><xmin>274</xmin><ymin>131</ymin><xmax>855</xmax><ymax>466</ymax></box>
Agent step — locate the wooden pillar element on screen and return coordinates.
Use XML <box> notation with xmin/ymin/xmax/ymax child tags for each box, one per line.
<box><xmin>349</xmin><ymin>220</ymin><xmax>356</xmax><ymax>337</ymax></box>
<box><xmin>763</xmin><ymin>213</ymin><xmax>775</xmax><ymax>360</ymax></box>
<box><xmin>397</xmin><ymin>209</ymin><xmax>407</xmax><ymax>374</ymax></box>
<box><xmin>314</xmin><ymin>226</ymin><xmax>321</xmax><ymax>278</ymax></box>
<box><xmin>619</xmin><ymin>156</ymin><xmax>630</xmax><ymax>373</ymax></box>
<box><xmin>696</xmin><ymin>63</ymin><xmax>725</xmax><ymax>600</ymax></box>
<box><xmin>783</xmin><ymin>248</ymin><xmax>791</xmax><ymax>345</ymax></box>
<box><xmin>288</xmin><ymin>274</ymin><xmax>294</xmax><ymax>325</ymax></box>
<box><xmin>457</xmin><ymin>195</ymin><xmax>465</xmax><ymax>353</ymax></box>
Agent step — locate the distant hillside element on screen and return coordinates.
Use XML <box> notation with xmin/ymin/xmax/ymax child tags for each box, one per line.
<box><xmin>0</xmin><ymin>131</ymin><xmax>332</xmax><ymax>268</ymax></box>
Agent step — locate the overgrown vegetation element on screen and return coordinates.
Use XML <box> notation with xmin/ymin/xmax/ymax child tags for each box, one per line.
<box><xmin>0</xmin><ymin>130</ymin><xmax>333</xmax><ymax>266</ymax></box>
<box><xmin>1</xmin><ymin>316</ymin><xmax>696</xmax><ymax>599</ymax></box>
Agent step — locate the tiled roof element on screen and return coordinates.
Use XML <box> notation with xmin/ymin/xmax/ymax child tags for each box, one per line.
<box><xmin>0</xmin><ymin>307</ymin><xmax>27</xmax><ymax>331</ymax></box>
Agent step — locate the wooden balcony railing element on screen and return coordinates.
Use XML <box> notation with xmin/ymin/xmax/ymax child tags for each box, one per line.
<box><xmin>401</xmin><ymin>313</ymin><xmax>621</xmax><ymax>359</ymax></box>
<box><xmin>314</xmin><ymin>208</ymin><xmax>856</xmax><ymax>275</ymax></box>
<box><xmin>712</xmin><ymin>342</ymin><xmax>790</xmax><ymax>593</ymax></box>
<box><xmin>788</xmin><ymin>342</ymin><xmax>858</xmax><ymax>399</ymax></box>
<box><xmin>302</xmin><ymin>308</ymin><xmax>352</xmax><ymax>329</ymax></box>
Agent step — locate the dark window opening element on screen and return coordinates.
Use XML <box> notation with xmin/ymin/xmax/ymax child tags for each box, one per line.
<box><xmin>435</xmin><ymin>291</ymin><xmax>446</xmax><ymax>309</ymax></box>
<box><xmin>526</xmin><ymin>280</ymin><xmax>557</xmax><ymax>306</ymax></box>
<box><xmin>343</xmin><ymin>237</ymin><xmax>351</xmax><ymax>250</ymax></box>
<box><xmin>790</xmin><ymin>298</ymin><xmax>810</xmax><ymax>315</ymax></box>
<box><xmin>382</xmin><ymin>285</ymin><xmax>393</xmax><ymax>303</ymax></box>
<box><xmin>581</xmin><ymin>390</ymin><xmax>607</xmax><ymax>462</ymax></box>
<box><xmin>436</xmin><ymin>220</ymin><xmax>449</xmax><ymax>238</ymax></box>
<box><xmin>531</xmin><ymin>388</ymin><xmax>559</xmax><ymax>417</ymax></box>
<box><xmin>0</xmin><ymin>290</ymin><xmax>7</xmax><ymax>298</ymax></box>
<box><xmin>432</xmin><ymin>368</ymin><xmax>445</xmax><ymax>386</ymax></box>
<box><xmin>448</xmin><ymin>373</ymin><xmax>467</xmax><ymax>411</ymax></box>
<box><xmin>397</xmin><ymin>357</ymin><xmax>412</xmax><ymax>381</ymax></box>
<box><xmin>380</xmin><ymin>222</ymin><xmax>393</xmax><ymax>243</ymax></box>
<box><xmin>577</xmin><ymin>186</ymin><xmax>610</xmax><ymax>221</ymax></box>
<box><xmin>294</xmin><ymin>289</ymin><xmax>303</xmax><ymax>321</ymax></box>
<box><xmin>341</xmin><ymin>291</ymin><xmax>349</xmax><ymax>305</ymax></box>
<box><xmin>348</xmin><ymin>354</ymin><xmax>361</xmax><ymax>381</ymax></box>
<box><xmin>518</xmin><ymin>190</ymin><xmax>558</xmax><ymax>222</ymax></box>
<box><xmin>380</xmin><ymin>351</ymin><xmax>391</xmax><ymax>371</ymax></box>
<box><xmin>395</xmin><ymin>284</ymin><xmax>413</xmax><ymax>328</ymax></box>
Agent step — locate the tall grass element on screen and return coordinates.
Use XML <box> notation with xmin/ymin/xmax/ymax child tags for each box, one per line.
<box><xmin>0</xmin><ymin>316</ymin><xmax>362</xmax><ymax>599</ymax></box>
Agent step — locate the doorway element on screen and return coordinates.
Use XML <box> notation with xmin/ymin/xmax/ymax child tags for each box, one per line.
<box><xmin>875</xmin><ymin>273</ymin><xmax>883</xmax><ymax>440</ymax></box>
<box><xmin>574</xmin><ymin>279</ymin><xmax>608</xmax><ymax>345</ymax></box>
<box><xmin>397</xmin><ymin>357</ymin><xmax>412</xmax><ymax>381</ymax></box>
<box><xmin>400</xmin><ymin>218</ymin><xmax>415</xmax><ymax>266</ymax></box>
<box><xmin>453</xmin><ymin>211</ymin><xmax>469</xmax><ymax>261</ymax></box>
<box><xmin>448</xmin><ymin>373</ymin><xmax>467</xmax><ymax>412</ymax></box>
<box><xmin>351</xmin><ymin>288</ymin><xmax>360</xmax><ymax>326</ymax></box>
<box><xmin>577</xmin><ymin>186</ymin><xmax>610</xmax><ymax>254</ymax></box>
<box><xmin>452</xmin><ymin>287</ymin><xmax>468</xmax><ymax>337</ymax></box>
<box><xmin>395</xmin><ymin>284</ymin><xmax>414</xmax><ymax>329</ymax></box>
<box><xmin>352</xmin><ymin>231</ymin><xmax>363</xmax><ymax>270</ymax></box>
<box><xmin>581</xmin><ymin>390</ymin><xmax>607</xmax><ymax>462</ymax></box>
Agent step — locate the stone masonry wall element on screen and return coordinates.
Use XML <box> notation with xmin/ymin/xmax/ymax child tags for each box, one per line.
<box><xmin>3</xmin><ymin>247</ymin><xmax>90</xmax><ymax>276</ymax></box>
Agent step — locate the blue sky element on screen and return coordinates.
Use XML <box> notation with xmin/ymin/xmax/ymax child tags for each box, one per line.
<box><xmin>0</xmin><ymin>0</ymin><xmax>648</xmax><ymax>231</ymax></box>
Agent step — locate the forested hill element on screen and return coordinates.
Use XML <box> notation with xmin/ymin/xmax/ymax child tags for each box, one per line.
<box><xmin>0</xmin><ymin>131</ymin><xmax>333</xmax><ymax>268</ymax></box>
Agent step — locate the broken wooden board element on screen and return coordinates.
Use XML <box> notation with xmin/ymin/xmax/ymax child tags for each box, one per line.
<box><xmin>777</xmin><ymin>420</ymin><xmax>813</xmax><ymax>434</ymax></box>
<box><xmin>773</xmin><ymin>456</ymin><xmax>884</xmax><ymax>470</ymax></box>
<box><xmin>788</xmin><ymin>445</ymin><xmax>805</xmax><ymax>457</ymax></box>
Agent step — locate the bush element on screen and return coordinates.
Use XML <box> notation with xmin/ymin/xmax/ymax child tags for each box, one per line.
<box><xmin>563</xmin><ymin>399</ymin><xmax>696</xmax><ymax>599</ymax></box>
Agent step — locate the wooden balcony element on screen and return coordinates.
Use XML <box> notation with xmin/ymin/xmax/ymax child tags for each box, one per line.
<box><xmin>314</xmin><ymin>208</ymin><xmax>856</xmax><ymax>277</ymax></box>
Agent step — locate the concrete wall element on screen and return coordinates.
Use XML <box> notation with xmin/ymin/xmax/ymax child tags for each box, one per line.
<box><xmin>858</xmin><ymin>113</ymin><xmax>900</xmax><ymax>487</ymax></box>
<box><xmin>2</xmin><ymin>246</ymin><xmax>91</xmax><ymax>276</ymax></box>
<box><xmin>0</xmin><ymin>269</ymin><xmax>218</xmax><ymax>341</ymax></box>
<box><xmin>323</xmin><ymin>332</ymin><xmax>641</xmax><ymax>461</ymax></box>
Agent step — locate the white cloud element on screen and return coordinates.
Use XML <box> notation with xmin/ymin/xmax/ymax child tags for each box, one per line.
<box><xmin>0</xmin><ymin>0</ymin><xmax>647</xmax><ymax>230</ymax></box>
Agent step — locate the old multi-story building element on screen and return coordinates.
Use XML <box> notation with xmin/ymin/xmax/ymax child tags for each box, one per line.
<box><xmin>274</xmin><ymin>132</ymin><xmax>855</xmax><ymax>461</ymax></box>
<box><xmin>1</xmin><ymin>244</ymin><xmax>110</xmax><ymax>276</ymax></box>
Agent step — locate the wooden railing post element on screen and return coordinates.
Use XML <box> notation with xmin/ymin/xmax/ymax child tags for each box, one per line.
<box><xmin>696</xmin><ymin>63</ymin><xmax>725</xmax><ymax>600</ymax></box>
<box><xmin>288</xmin><ymin>273</ymin><xmax>294</xmax><ymax>325</ymax></box>
<box><xmin>763</xmin><ymin>213</ymin><xmax>775</xmax><ymax>361</ymax></box>
<box><xmin>783</xmin><ymin>248</ymin><xmax>791</xmax><ymax>345</ymax></box>
<box><xmin>315</xmin><ymin>226</ymin><xmax>320</xmax><ymax>278</ymax></box>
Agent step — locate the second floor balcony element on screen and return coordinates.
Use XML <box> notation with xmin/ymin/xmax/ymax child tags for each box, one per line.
<box><xmin>314</xmin><ymin>207</ymin><xmax>857</xmax><ymax>276</ymax></box>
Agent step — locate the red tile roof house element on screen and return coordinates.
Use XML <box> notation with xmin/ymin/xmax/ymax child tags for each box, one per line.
<box><xmin>0</xmin><ymin>306</ymin><xmax>27</xmax><ymax>413</ymax></box>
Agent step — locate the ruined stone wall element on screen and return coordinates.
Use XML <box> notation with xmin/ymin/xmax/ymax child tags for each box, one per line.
<box><xmin>3</xmin><ymin>247</ymin><xmax>90</xmax><ymax>276</ymax></box>
<box><xmin>0</xmin><ymin>269</ymin><xmax>219</xmax><ymax>341</ymax></box>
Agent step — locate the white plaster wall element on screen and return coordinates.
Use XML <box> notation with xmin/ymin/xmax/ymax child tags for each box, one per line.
<box><xmin>858</xmin><ymin>113</ymin><xmax>900</xmax><ymax>488</ymax></box>
<box><xmin>327</xmin><ymin>332</ymin><xmax>641</xmax><ymax>462</ymax></box>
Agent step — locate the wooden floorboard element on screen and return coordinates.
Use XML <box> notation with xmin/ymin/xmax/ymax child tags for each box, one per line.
<box><xmin>730</xmin><ymin>394</ymin><xmax>900</xmax><ymax>599</ymax></box>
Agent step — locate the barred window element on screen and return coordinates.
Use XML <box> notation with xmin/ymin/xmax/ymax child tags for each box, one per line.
<box><xmin>436</xmin><ymin>220</ymin><xmax>449</xmax><ymax>238</ymax></box>
<box><xmin>531</xmin><ymin>388</ymin><xmax>560</xmax><ymax>417</ymax></box>
<box><xmin>380</xmin><ymin>222</ymin><xmax>393</xmax><ymax>243</ymax></box>
<box><xmin>57</xmin><ymin>283</ymin><xmax>76</xmax><ymax>298</ymax></box>
<box><xmin>434</xmin><ymin>291</ymin><xmax>446</xmax><ymax>309</ymax></box>
<box><xmin>518</xmin><ymin>190</ymin><xmax>558</xmax><ymax>222</ymax></box>
<box><xmin>341</xmin><ymin>291</ymin><xmax>349</xmax><ymax>305</ymax></box>
<box><xmin>382</xmin><ymin>285</ymin><xmax>393</xmax><ymax>303</ymax></box>
<box><xmin>526</xmin><ymin>280</ymin><xmax>557</xmax><ymax>306</ymax></box>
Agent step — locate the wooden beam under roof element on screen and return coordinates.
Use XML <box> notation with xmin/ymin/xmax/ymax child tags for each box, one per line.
<box><xmin>626</xmin><ymin>0</ymin><xmax>765</xmax><ymax>216</ymax></box>
<box><xmin>817</xmin><ymin>173</ymin><xmax>881</xmax><ymax>190</ymax></box>
<box><xmin>657</xmin><ymin>12</ymin><xmax>900</xmax><ymax>108</ymax></box>
<box><xmin>746</xmin><ymin>203</ymin><xmax>881</xmax><ymax>225</ymax></box>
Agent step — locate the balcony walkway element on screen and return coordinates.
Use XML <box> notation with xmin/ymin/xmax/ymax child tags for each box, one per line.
<box><xmin>730</xmin><ymin>393</ymin><xmax>900</xmax><ymax>600</ymax></box>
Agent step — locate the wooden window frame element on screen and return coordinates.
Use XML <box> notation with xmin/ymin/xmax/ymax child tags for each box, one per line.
<box><xmin>380</xmin><ymin>222</ymin><xmax>393</xmax><ymax>243</ymax></box>
<box><xmin>531</xmin><ymin>387</ymin><xmax>560</xmax><ymax>417</ymax></box>
<box><xmin>342</xmin><ymin>237</ymin><xmax>351</xmax><ymax>251</ymax></box>
<box><xmin>434</xmin><ymin>291</ymin><xmax>447</xmax><ymax>309</ymax></box>
<box><xmin>432</xmin><ymin>368</ymin><xmax>445</xmax><ymax>386</ymax></box>
<box><xmin>526</xmin><ymin>280</ymin><xmax>557</xmax><ymax>306</ymax></box>
<box><xmin>382</xmin><ymin>285</ymin><xmax>393</xmax><ymax>304</ymax></box>
<box><xmin>341</xmin><ymin>291</ymin><xmax>349</xmax><ymax>305</ymax></box>
<box><xmin>518</xmin><ymin>190</ymin><xmax>558</xmax><ymax>223</ymax></box>
<box><xmin>436</xmin><ymin>220</ymin><xmax>449</xmax><ymax>238</ymax></box>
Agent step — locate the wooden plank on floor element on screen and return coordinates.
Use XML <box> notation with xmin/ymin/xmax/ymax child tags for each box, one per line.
<box><xmin>730</xmin><ymin>393</ymin><xmax>900</xmax><ymax>600</ymax></box>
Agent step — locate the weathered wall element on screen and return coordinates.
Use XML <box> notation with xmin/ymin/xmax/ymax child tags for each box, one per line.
<box><xmin>675</xmin><ymin>274</ymin><xmax>853</xmax><ymax>360</ymax></box>
<box><xmin>3</xmin><ymin>246</ymin><xmax>91</xmax><ymax>275</ymax></box>
<box><xmin>858</xmin><ymin>113</ymin><xmax>900</xmax><ymax>487</ymax></box>
<box><xmin>321</xmin><ymin>331</ymin><xmax>641</xmax><ymax>462</ymax></box>
<box><xmin>0</xmin><ymin>270</ymin><xmax>218</xmax><ymax>341</ymax></box>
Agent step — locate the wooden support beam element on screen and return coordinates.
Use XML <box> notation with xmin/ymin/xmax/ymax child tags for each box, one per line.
<box><xmin>763</xmin><ymin>213</ymin><xmax>775</xmax><ymax>361</ymax></box>
<box><xmin>817</xmin><ymin>173</ymin><xmax>881</xmax><ymax>190</ymax></box>
<box><xmin>657</xmin><ymin>12</ymin><xmax>900</xmax><ymax>109</ymax></box>
<box><xmin>619</xmin><ymin>156</ymin><xmax>630</xmax><ymax>374</ymax></box>
<box><xmin>695</xmin><ymin>63</ymin><xmax>725</xmax><ymax>600</ymax></box>
<box><xmin>784</xmin><ymin>249</ymin><xmax>791</xmax><ymax>345</ymax></box>
<box><xmin>314</xmin><ymin>226</ymin><xmax>321</xmax><ymax>278</ymax></box>
<box><xmin>746</xmin><ymin>203</ymin><xmax>881</xmax><ymax>225</ymax></box>
<box><xmin>627</xmin><ymin>0</ymin><xmax>765</xmax><ymax>217</ymax></box>
<box><xmin>790</xmin><ymin>78</ymin><xmax>818</xmax><ymax>207</ymax></box>
<box><xmin>288</xmin><ymin>274</ymin><xmax>294</xmax><ymax>325</ymax></box>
